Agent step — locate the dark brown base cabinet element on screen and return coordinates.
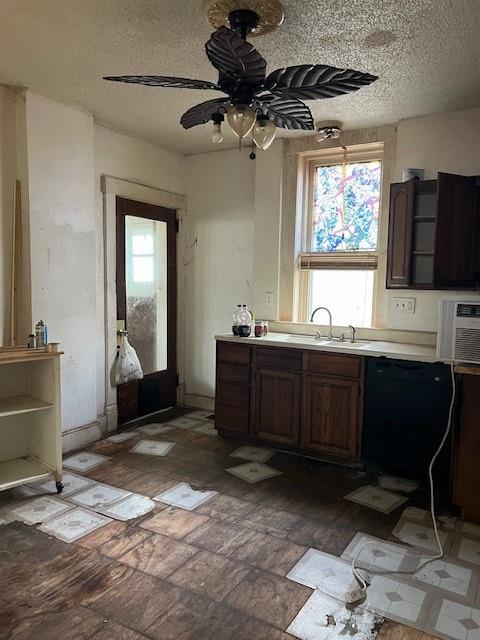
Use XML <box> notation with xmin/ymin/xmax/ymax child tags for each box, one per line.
<box><xmin>215</xmin><ymin>341</ymin><xmax>364</xmax><ymax>461</ymax></box>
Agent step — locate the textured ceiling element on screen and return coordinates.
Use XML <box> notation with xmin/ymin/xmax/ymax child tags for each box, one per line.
<box><xmin>1</xmin><ymin>1</ymin><xmax>480</xmax><ymax>154</ymax></box>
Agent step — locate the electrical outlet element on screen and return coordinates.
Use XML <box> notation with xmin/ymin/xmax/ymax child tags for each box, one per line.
<box><xmin>265</xmin><ymin>292</ymin><xmax>275</xmax><ymax>308</ymax></box>
<box><xmin>393</xmin><ymin>297</ymin><xmax>416</xmax><ymax>314</ymax></box>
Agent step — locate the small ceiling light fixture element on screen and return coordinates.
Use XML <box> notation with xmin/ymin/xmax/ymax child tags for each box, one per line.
<box><xmin>227</xmin><ymin>103</ymin><xmax>256</xmax><ymax>138</ymax></box>
<box><xmin>211</xmin><ymin>112</ymin><xmax>224</xmax><ymax>143</ymax></box>
<box><xmin>253</xmin><ymin>114</ymin><xmax>276</xmax><ymax>150</ymax></box>
<box><xmin>316</xmin><ymin>120</ymin><xmax>343</xmax><ymax>142</ymax></box>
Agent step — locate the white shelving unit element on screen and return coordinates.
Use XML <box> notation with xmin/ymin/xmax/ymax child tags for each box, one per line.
<box><xmin>0</xmin><ymin>348</ymin><xmax>63</xmax><ymax>492</ymax></box>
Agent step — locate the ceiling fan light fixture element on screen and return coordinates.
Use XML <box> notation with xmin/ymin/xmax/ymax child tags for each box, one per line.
<box><xmin>227</xmin><ymin>103</ymin><xmax>256</xmax><ymax>138</ymax></box>
<box><xmin>253</xmin><ymin>114</ymin><xmax>276</xmax><ymax>150</ymax></box>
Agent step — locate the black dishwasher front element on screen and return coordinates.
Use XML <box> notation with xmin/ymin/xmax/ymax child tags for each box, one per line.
<box><xmin>362</xmin><ymin>357</ymin><xmax>452</xmax><ymax>483</ymax></box>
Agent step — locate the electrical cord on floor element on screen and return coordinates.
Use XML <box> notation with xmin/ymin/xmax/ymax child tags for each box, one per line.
<box><xmin>348</xmin><ymin>361</ymin><xmax>457</xmax><ymax>604</ymax></box>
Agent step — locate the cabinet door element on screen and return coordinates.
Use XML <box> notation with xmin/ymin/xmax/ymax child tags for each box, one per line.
<box><xmin>254</xmin><ymin>369</ymin><xmax>301</xmax><ymax>445</ymax></box>
<box><xmin>434</xmin><ymin>173</ymin><xmax>478</xmax><ymax>288</ymax></box>
<box><xmin>303</xmin><ymin>375</ymin><xmax>360</xmax><ymax>459</ymax></box>
<box><xmin>387</xmin><ymin>180</ymin><xmax>415</xmax><ymax>288</ymax></box>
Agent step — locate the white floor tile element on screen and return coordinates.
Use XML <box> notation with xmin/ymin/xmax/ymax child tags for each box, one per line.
<box><xmin>366</xmin><ymin>576</ymin><xmax>427</xmax><ymax>623</ymax></box>
<box><xmin>106</xmin><ymin>431</ymin><xmax>139</xmax><ymax>443</ymax></box>
<box><xmin>287</xmin><ymin>548</ymin><xmax>369</xmax><ymax>601</ymax></box>
<box><xmin>401</xmin><ymin>507</ymin><xmax>457</xmax><ymax>532</ymax></box>
<box><xmin>63</xmin><ymin>451</ymin><xmax>110</xmax><ymax>472</ymax></box>
<box><xmin>379</xmin><ymin>475</ymin><xmax>419</xmax><ymax>494</ymax></box>
<box><xmin>193</xmin><ymin>422</ymin><xmax>218</xmax><ymax>436</ymax></box>
<box><xmin>287</xmin><ymin>590</ymin><xmax>379</xmax><ymax>640</ymax></box>
<box><xmin>226</xmin><ymin>462</ymin><xmax>282</xmax><ymax>483</ymax></box>
<box><xmin>344</xmin><ymin>485</ymin><xmax>409</xmax><ymax>514</ymax></box>
<box><xmin>432</xmin><ymin>598</ymin><xmax>480</xmax><ymax>640</ymax></box>
<box><xmin>460</xmin><ymin>523</ymin><xmax>480</xmax><ymax>540</ymax></box>
<box><xmin>187</xmin><ymin>410</ymin><xmax>213</xmax><ymax>420</ymax></box>
<box><xmin>230</xmin><ymin>445</ymin><xmax>274</xmax><ymax>463</ymax></box>
<box><xmin>99</xmin><ymin>494</ymin><xmax>155</xmax><ymax>521</ymax></box>
<box><xmin>39</xmin><ymin>507</ymin><xmax>112</xmax><ymax>543</ymax></box>
<box><xmin>165</xmin><ymin>417</ymin><xmax>200</xmax><ymax>429</ymax></box>
<box><xmin>393</xmin><ymin>520</ymin><xmax>449</xmax><ymax>553</ymax></box>
<box><xmin>341</xmin><ymin>533</ymin><xmax>410</xmax><ymax>572</ymax></box>
<box><xmin>415</xmin><ymin>559</ymin><xmax>473</xmax><ymax>597</ymax></box>
<box><xmin>457</xmin><ymin>538</ymin><xmax>480</xmax><ymax>567</ymax></box>
<box><xmin>129</xmin><ymin>439</ymin><xmax>175</xmax><ymax>456</ymax></box>
<box><xmin>10</xmin><ymin>496</ymin><xmax>72</xmax><ymax>525</ymax></box>
<box><xmin>153</xmin><ymin>482</ymin><xmax>217</xmax><ymax>511</ymax></box>
<box><xmin>68</xmin><ymin>483</ymin><xmax>131</xmax><ymax>509</ymax></box>
<box><xmin>136</xmin><ymin>424</ymin><xmax>173</xmax><ymax>436</ymax></box>
<box><xmin>31</xmin><ymin>472</ymin><xmax>93</xmax><ymax>497</ymax></box>
<box><xmin>402</xmin><ymin>506</ymin><xmax>429</xmax><ymax>520</ymax></box>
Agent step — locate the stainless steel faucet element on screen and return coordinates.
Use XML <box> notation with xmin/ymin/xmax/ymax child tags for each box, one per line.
<box><xmin>340</xmin><ymin>325</ymin><xmax>356</xmax><ymax>343</ymax></box>
<box><xmin>310</xmin><ymin>306</ymin><xmax>333</xmax><ymax>340</ymax></box>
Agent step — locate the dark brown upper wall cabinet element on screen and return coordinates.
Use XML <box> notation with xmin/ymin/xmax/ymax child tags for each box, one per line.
<box><xmin>386</xmin><ymin>173</ymin><xmax>479</xmax><ymax>290</ymax></box>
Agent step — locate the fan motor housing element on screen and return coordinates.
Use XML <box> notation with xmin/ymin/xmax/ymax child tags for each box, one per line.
<box><xmin>229</xmin><ymin>9</ymin><xmax>260</xmax><ymax>38</ymax></box>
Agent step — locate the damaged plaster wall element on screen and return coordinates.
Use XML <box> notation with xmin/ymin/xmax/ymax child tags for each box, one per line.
<box><xmin>93</xmin><ymin>123</ymin><xmax>186</xmax><ymax>421</ymax></box>
<box><xmin>25</xmin><ymin>92</ymin><xmax>97</xmax><ymax>432</ymax></box>
<box><xmin>0</xmin><ymin>84</ymin><xmax>18</xmax><ymax>345</ymax></box>
<box><xmin>184</xmin><ymin>148</ymin><xmax>255</xmax><ymax>402</ymax></box>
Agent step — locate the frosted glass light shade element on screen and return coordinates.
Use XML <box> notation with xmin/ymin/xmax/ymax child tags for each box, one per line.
<box><xmin>253</xmin><ymin>117</ymin><xmax>276</xmax><ymax>150</ymax></box>
<box><xmin>227</xmin><ymin>104</ymin><xmax>256</xmax><ymax>139</ymax></box>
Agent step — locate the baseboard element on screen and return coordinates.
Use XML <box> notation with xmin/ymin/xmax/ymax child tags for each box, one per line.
<box><xmin>104</xmin><ymin>402</ymin><xmax>118</xmax><ymax>433</ymax></box>
<box><xmin>61</xmin><ymin>420</ymin><xmax>103</xmax><ymax>453</ymax></box>
<box><xmin>183</xmin><ymin>393</ymin><xmax>214</xmax><ymax>412</ymax></box>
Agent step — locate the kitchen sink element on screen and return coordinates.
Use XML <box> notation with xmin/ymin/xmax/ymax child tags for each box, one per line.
<box><xmin>321</xmin><ymin>340</ymin><xmax>372</xmax><ymax>348</ymax></box>
<box><xmin>282</xmin><ymin>335</ymin><xmax>371</xmax><ymax>348</ymax></box>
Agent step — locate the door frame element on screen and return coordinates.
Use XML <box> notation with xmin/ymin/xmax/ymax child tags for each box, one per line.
<box><xmin>101</xmin><ymin>176</ymin><xmax>187</xmax><ymax>432</ymax></box>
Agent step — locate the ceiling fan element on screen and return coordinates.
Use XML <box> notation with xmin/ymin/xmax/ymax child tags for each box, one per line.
<box><xmin>104</xmin><ymin>0</ymin><xmax>378</xmax><ymax>152</ymax></box>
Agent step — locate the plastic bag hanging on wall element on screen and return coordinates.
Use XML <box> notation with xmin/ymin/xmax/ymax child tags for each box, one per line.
<box><xmin>115</xmin><ymin>332</ymin><xmax>144</xmax><ymax>385</ymax></box>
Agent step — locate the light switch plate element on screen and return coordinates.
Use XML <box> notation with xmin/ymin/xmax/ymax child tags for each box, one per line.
<box><xmin>265</xmin><ymin>292</ymin><xmax>275</xmax><ymax>308</ymax></box>
<box><xmin>392</xmin><ymin>297</ymin><xmax>416</xmax><ymax>314</ymax></box>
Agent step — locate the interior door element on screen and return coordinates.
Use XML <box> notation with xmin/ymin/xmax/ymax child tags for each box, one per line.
<box><xmin>116</xmin><ymin>197</ymin><xmax>177</xmax><ymax>424</ymax></box>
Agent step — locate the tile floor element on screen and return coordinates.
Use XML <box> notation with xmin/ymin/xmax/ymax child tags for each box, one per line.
<box><xmin>0</xmin><ymin>406</ymin><xmax>473</xmax><ymax>640</ymax></box>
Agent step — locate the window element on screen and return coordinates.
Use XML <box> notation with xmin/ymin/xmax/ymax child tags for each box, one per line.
<box><xmin>132</xmin><ymin>232</ymin><xmax>154</xmax><ymax>283</ymax></box>
<box><xmin>299</xmin><ymin>148</ymin><xmax>382</xmax><ymax>327</ymax></box>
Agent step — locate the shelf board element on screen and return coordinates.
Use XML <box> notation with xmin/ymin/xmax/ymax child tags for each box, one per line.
<box><xmin>0</xmin><ymin>395</ymin><xmax>53</xmax><ymax>418</ymax></box>
<box><xmin>412</xmin><ymin>251</ymin><xmax>434</xmax><ymax>256</ymax></box>
<box><xmin>0</xmin><ymin>457</ymin><xmax>52</xmax><ymax>491</ymax></box>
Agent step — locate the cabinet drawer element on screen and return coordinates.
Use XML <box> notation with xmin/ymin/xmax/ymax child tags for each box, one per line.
<box><xmin>216</xmin><ymin>381</ymin><xmax>250</xmax><ymax>408</ymax></box>
<box><xmin>256</xmin><ymin>347</ymin><xmax>302</xmax><ymax>371</ymax></box>
<box><xmin>306</xmin><ymin>352</ymin><xmax>362</xmax><ymax>379</ymax></box>
<box><xmin>216</xmin><ymin>363</ymin><xmax>251</xmax><ymax>385</ymax></box>
<box><xmin>215</xmin><ymin>403</ymin><xmax>250</xmax><ymax>434</ymax></box>
<box><xmin>217</xmin><ymin>341</ymin><xmax>251</xmax><ymax>365</ymax></box>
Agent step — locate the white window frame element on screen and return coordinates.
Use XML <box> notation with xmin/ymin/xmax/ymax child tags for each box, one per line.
<box><xmin>297</xmin><ymin>143</ymin><xmax>385</xmax><ymax>325</ymax></box>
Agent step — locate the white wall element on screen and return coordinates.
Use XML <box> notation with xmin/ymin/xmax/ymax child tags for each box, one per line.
<box><xmin>93</xmin><ymin>124</ymin><xmax>185</xmax><ymax>418</ymax></box>
<box><xmin>184</xmin><ymin>148</ymin><xmax>255</xmax><ymax>399</ymax></box>
<box><xmin>0</xmin><ymin>85</ymin><xmax>18</xmax><ymax>345</ymax></box>
<box><xmin>387</xmin><ymin>108</ymin><xmax>480</xmax><ymax>331</ymax></box>
<box><xmin>252</xmin><ymin>139</ymin><xmax>283</xmax><ymax>320</ymax></box>
<box><xmin>25</xmin><ymin>93</ymin><xmax>97</xmax><ymax>431</ymax></box>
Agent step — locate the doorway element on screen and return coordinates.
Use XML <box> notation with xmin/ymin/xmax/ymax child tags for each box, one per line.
<box><xmin>116</xmin><ymin>196</ymin><xmax>177</xmax><ymax>424</ymax></box>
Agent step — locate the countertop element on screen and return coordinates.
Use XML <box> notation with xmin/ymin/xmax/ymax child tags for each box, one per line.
<box><xmin>216</xmin><ymin>332</ymin><xmax>442</xmax><ymax>364</ymax></box>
